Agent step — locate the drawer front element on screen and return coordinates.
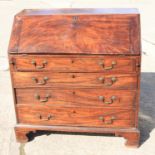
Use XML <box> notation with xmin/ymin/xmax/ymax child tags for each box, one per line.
<box><xmin>13</xmin><ymin>72</ymin><xmax>137</xmax><ymax>89</ymax></box>
<box><xmin>17</xmin><ymin>105</ymin><xmax>135</xmax><ymax>128</ymax></box>
<box><xmin>10</xmin><ymin>55</ymin><xmax>138</xmax><ymax>73</ymax></box>
<box><xmin>16</xmin><ymin>89</ymin><xmax>136</xmax><ymax>108</ymax></box>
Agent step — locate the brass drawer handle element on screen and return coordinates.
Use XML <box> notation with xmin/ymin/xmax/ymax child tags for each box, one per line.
<box><xmin>38</xmin><ymin>114</ymin><xmax>52</xmax><ymax>121</ymax></box>
<box><xmin>98</xmin><ymin>61</ymin><xmax>116</xmax><ymax>70</ymax></box>
<box><xmin>99</xmin><ymin>116</ymin><xmax>116</xmax><ymax>124</ymax></box>
<box><xmin>98</xmin><ymin>77</ymin><xmax>117</xmax><ymax>86</ymax></box>
<box><xmin>34</xmin><ymin>93</ymin><xmax>51</xmax><ymax>103</ymax></box>
<box><xmin>31</xmin><ymin>60</ymin><xmax>47</xmax><ymax>69</ymax></box>
<box><xmin>99</xmin><ymin>95</ymin><xmax>117</xmax><ymax>104</ymax></box>
<box><xmin>32</xmin><ymin>77</ymin><xmax>48</xmax><ymax>85</ymax></box>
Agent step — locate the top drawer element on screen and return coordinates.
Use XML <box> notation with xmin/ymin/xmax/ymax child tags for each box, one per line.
<box><xmin>9</xmin><ymin>55</ymin><xmax>139</xmax><ymax>73</ymax></box>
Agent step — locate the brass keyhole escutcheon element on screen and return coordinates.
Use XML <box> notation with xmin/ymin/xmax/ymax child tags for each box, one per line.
<box><xmin>72</xmin><ymin>16</ymin><xmax>78</xmax><ymax>25</ymax></box>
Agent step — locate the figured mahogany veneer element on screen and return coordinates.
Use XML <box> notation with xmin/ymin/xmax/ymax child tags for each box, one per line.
<box><xmin>8</xmin><ymin>8</ymin><xmax>141</xmax><ymax>147</ymax></box>
<box><xmin>12</xmin><ymin>72</ymin><xmax>138</xmax><ymax>89</ymax></box>
<box><xmin>10</xmin><ymin>55</ymin><xmax>139</xmax><ymax>73</ymax></box>
<box><xmin>8</xmin><ymin>9</ymin><xmax>140</xmax><ymax>54</ymax></box>
<box><xmin>16</xmin><ymin>105</ymin><xmax>135</xmax><ymax>128</ymax></box>
<box><xmin>16</xmin><ymin>89</ymin><xmax>136</xmax><ymax>107</ymax></box>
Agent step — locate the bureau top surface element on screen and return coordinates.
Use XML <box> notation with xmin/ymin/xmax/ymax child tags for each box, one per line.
<box><xmin>18</xmin><ymin>8</ymin><xmax>139</xmax><ymax>16</ymax></box>
<box><xmin>8</xmin><ymin>8</ymin><xmax>140</xmax><ymax>55</ymax></box>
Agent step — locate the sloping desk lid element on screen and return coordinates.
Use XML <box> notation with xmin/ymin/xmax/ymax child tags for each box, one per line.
<box><xmin>8</xmin><ymin>8</ymin><xmax>140</xmax><ymax>55</ymax></box>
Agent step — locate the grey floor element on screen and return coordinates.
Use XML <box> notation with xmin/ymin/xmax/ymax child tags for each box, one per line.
<box><xmin>0</xmin><ymin>0</ymin><xmax>155</xmax><ymax>155</ymax></box>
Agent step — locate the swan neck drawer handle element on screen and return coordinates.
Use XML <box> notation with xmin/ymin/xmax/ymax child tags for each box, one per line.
<box><xmin>32</xmin><ymin>77</ymin><xmax>49</xmax><ymax>85</ymax></box>
<box><xmin>38</xmin><ymin>114</ymin><xmax>52</xmax><ymax>121</ymax></box>
<box><xmin>99</xmin><ymin>95</ymin><xmax>117</xmax><ymax>104</ymax></box>
<box><xmin>34</xmin><ymin>93</ymin><xmax>51</xmax><ymax>103</ymax></box>
<box><xmin>99</xmin><ymin>116</ymin><xmax>116</xmax><ymax>124</ymax></box>
<box><xmin>31</xmin><ymin>60</ymin><xmax>48</xmax><ymax>69</ymax></box>
<box><xmin>98</xmin><ymin>77</ymin><xmax>117</xmax><ymax>86</ymax></box>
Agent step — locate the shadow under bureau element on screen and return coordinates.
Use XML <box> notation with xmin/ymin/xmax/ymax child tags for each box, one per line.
<box><xmin>8</xmin><ymin>8</ymin><xmax>141</xmax><ymax>147</ymax></box>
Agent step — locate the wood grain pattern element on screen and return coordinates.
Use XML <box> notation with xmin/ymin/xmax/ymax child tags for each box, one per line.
<box><xmin>8</xmin><ymin>8</ymin><xmax>141</xmax><ymax>147</ymax></box>
<box><xmin>8</xmin><ymin>16</ymin><xmax>23</xmax><ymax>53</ymax></box>
<box><xmin>15</xmin><ymin>124</ymin><xmax>140</xmax><ymax>147</ymax></box>
<box><xmin>19</xmin><ymin>15</ymin><xmax>131</xmax><ymax>54</ymax></box>
<box><xmin>8</xmin><ymin>9</ymin><xmax>140</xmax><ymax>54</ymax></box>
<box><xmin>9</xmin><ymin>55</ymin><xmax>138</xmax><ymax>73</ymax></box>
<box><xmin>12</xmin><ymin>72</ymin><xmax>138</xmax><ymax>89</ymax></box>
<box><xmin>116</xmin><ymin>130</ymin><xmax>140</xmax><ymax>147</ymax></box>
<box><xmin>16</xmin><ymin>105</ymin><xmax>135</xmax><ymax>127</ymax></box>
<box><xmin>16</xmin><ymin>88</ymin><xmax>136</xmax><ymax>107</ymax></box>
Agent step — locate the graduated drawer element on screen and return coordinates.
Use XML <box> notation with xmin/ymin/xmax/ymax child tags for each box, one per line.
<box><xmin>16</xmin><ymin>105</ymin><xmax>135</xmax><ymax>128</ymax></box>
<box><xmin>12</xmin><ymin>72</ymin><xmax>138</xmax><ymax>89</ymax></box>
<box><xmin>9</xmin><ymin>55</ymin><xmax>139</xmax><ymax>73</ymax></box>
<box><xmin>16</xmin><ymin>89</ymin><xmax>136</xmax><ymax>108</ymax></box>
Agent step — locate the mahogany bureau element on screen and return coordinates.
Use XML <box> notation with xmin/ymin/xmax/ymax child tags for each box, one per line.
<box><xmin>8</xmin><ymin>8</ymin><xmax>141</xmax><ymax>147</ymax></box>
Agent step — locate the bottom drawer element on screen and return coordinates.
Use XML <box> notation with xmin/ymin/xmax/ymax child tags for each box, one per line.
<box><xmin>16</xmin><ymin>105</ymin><xmax>135</xmax><ymax>128</ymax></box>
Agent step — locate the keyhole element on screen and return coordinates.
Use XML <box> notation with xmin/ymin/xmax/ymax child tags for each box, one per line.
<box><xmin>72</xmin><ymin>91</ymin><xmax>76</xmax><ymax>95</ymax></box>
<box><xmin>72</xmin><ymin>16</ymin><xmax>78</xmax><ymax>24</ymax></box>
<box><xmin>72</xmin><ymin>110</ymin><xmax>76</xmax><ymax>114</ymax></box>
<box><xmin>72</xmin><ymin>75</ymin><xmax>76</xmax><ymax>78</ymax></box>
<box><xmin>39</xmin><ymin>115</ymin><xmax>42</xmax><ymax>119</ymax></box>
